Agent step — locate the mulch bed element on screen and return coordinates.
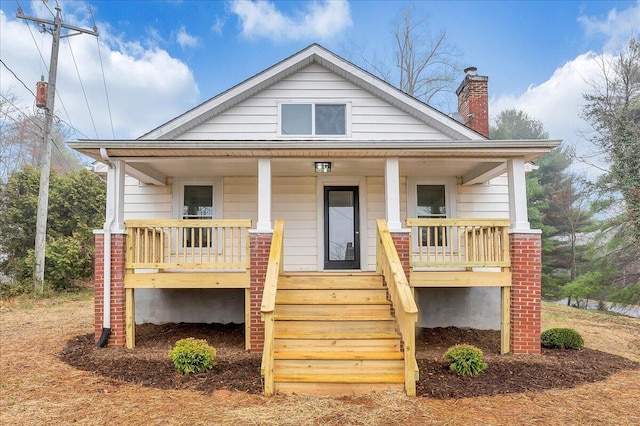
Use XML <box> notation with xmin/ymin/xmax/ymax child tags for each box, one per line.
<box><xmin>60</xmin><ymin>324</ymin><xmax>640</xmax><ymax>399</ymax></box>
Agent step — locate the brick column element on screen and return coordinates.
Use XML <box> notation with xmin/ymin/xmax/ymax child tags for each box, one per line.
<box><xmin>94</xmin><ymin>232</ymin><xmax>126</xmax><ymax>347</ymax></box>
<box><xmin>390</xmin><ymin>232</ymin><xmax>411</xmax><ymax>279</ymax></box>
<box><xmin>510</xmin><ymin>232</ymin><xmax>542</xmax><ymax>354</ymax></box>
<box><xmin>249</xmin><ymin>232</ymin><xmax>273</xmax><ymax>353</ymax></box>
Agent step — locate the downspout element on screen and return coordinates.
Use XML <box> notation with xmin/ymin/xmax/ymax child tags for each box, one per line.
<box><xmin>96</xmin><ymin>148</ymin><xmax>114</xmax><ymax>347</ymax></box>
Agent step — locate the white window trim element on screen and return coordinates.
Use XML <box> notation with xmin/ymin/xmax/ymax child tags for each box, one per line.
<box><xmin>172</xmin><ymin>177</ymin><xmax>223</xmax><ymax>219</ymax></box>
<box><xmin>407</xmin><ymin>177</ymin><xmax>457</xmax><ymax>254</ymax></box>
<box><xmin>278</xmin><ymin>101</ymin><xmax>351</xmax><ymax>138</ymax></box>
<box><xmin>407</xmin><ymin>177</ymin><xmax>457</xmax><ymax>219</ymax></box>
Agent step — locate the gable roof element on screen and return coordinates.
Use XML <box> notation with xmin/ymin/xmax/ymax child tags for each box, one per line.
<box><xmin>140</xmin><ymin>43</ymin><xmax>484</xmax><ymax>141</ymax></box>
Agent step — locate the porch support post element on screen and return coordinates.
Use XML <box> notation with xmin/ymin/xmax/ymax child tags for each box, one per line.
<box><xmin>385</xmin><ymin>158</ymin><xmax>402</xmax><ymax>231</ymax></box>
<box><xmin>249</xmin><ymin>232</ymin><xmax>273</xmax><ymax>353</ymax></box>
<box><xmin>95</xmin><ymin>158</ymin><xmax>127</xmax><ymax>347</ymax></box>
<box><xmin>507</xmin><ymin>157</ymin><xmax>542</xmax><ymax>354</ymax></box>
<box><xmin>509</xmin><ymin>232</ymin><xmax>542</xmax><ymax>354</ymax></box>
<box><xmin>506</xmin><ymin>158</ymin><xmax>530</xmax><ymax>232</ymax></box>
<box><xmin>256</xmin><ymin>158</ymin><xmax>272</xmax><ymax>232</ymax></box>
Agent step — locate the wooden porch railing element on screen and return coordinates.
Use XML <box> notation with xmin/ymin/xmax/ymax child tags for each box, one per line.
<box><xmin>260</xmin><ymin>219</ymin><xmax>285</xmax><ymax>396</ymax></box>
<box><xmin>406</xmin><ymin>219</ymin><xmax>510</xmax><ymax>268</ymax></box>
<box><xmin>125</xmin><ymin>219</ymin><xmax>252</xmax><ymax>270</ymax></box>
<box><xmin>376</xmin><ymin>219</ymin><xmax>419</xmax><ymax>396</ymax></box>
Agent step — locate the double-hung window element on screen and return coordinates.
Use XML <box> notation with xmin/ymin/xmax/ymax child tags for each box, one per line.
<box><xmin>280</xmin><ymin>103</ymin><xmax>348</xmax><ymax>136</ymax></box>
<box><xmin>173</xmin><ymin>178</ymin><xmax>222</xmax><ymax>249</ymax></box>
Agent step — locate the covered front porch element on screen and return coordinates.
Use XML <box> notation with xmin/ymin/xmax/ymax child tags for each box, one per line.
<box><xmin>77</xmin><ymin>146</ymin><xmax>549</xmax><ymax>396</ymax></box>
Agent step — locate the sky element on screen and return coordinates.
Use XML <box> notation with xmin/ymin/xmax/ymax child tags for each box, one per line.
<box><xmin>1</xmin><ymin>0</ymin><xmax>639</xmax><ymax>175</ymax></box>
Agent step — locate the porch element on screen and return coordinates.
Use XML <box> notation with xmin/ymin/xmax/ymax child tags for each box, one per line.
<box><xmin>120</xmin><ymin>216</ymin><xmax>516</xmax><ymax>396</ymax></box>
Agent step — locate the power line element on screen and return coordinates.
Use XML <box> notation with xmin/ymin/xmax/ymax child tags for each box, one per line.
<box><xmin>67</xmin><ymin>37</ymin><xmax>99</xmax><ymax>138</ymax></box>
<box><xmin>0</xmin><ymin>59</ymin><xmax>38</xmax><ymax>100</ymax></box>
<box><xmin>17</xmin><ymin>3</ymin><xmax>98</xmax><ymax>293</ymax></box>
<box><xmin>16</xmin><ymin>0</ymin><xmax>86</xmax><ymax>142</ymax></box>
<box><xmin>90</xmin><ymin>5</ymin><xmax>115</xmax><ymax>139</ymax></box>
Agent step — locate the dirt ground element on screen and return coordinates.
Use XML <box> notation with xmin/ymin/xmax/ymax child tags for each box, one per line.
<box><xmin>2</xmin><ymin>296</ymin><xmax>640</xmax><ymax>425</ymax></box>
<box><xmin>60</xmin><ymin>322</ymin><xmax>639</xmax><ymax>399</ymax></box>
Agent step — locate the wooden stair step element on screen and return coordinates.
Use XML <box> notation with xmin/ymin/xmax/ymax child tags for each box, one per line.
<box><xmin>276</xmin><ymin>289</ymin><xmax>390</xmax><ymax>305</ymax></box>
<box><xmin>277</xmin><ymin>273</ymin><xmax>384</xmax><ymax>290</ymax></box>
<box><xmin>274</xmin><ymin>358</ymin><xmax>404</xmax><ymax>373</ymax></box>
<box><xmin>275</xmin><ymin>382</ymin><xmax>404</xmax><ymax>396</ymax></box>
<box><xmin>274</xmin><ymin>319</ymin><xmax>397</xmax><ymax>335</ymax></box>
<box><xmin>274</xmin><ymin>351</ymin><xmax>404</xmax><ymax>360</ymax></box>
<box><xmin>275</xmin><ymin>304</ymin><xmax>391</xmax><ymax>319</ymax></box>
<box><xmin>275</xmin><ymin>315</ymin><xmax>393</xmax><ymax>321</ymax></box>
<box><xmin>274</xmin><ymin>331</ymin><xmax>400</xmax><ymax>340</ymax></box>
<box><xmin>274</xmin><ymin>338</ymin><xmax>401</xmax><ymax>352</ymax></box>
<box><xmin>274</xmin><ymin>373</ymin><xmax>405</xmax><ymax>384</ymax></box>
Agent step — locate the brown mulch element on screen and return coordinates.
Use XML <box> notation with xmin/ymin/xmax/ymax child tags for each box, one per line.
<box><xmin>60</xmin><ymin>324</ymin><xmax>640</xmax><ymax>399</ymax></box>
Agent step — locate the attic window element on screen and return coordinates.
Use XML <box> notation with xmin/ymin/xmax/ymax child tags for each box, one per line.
<box><xmin>280</xmin><ymin>103</ymin><xmax>347</xmax><ymax>136</ymax></box>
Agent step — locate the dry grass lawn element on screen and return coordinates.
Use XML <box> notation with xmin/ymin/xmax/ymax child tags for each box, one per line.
<box><xmin>1</xmin><ymin>296</ymin><xmax>639</xmax><ymax>425</ymax></box>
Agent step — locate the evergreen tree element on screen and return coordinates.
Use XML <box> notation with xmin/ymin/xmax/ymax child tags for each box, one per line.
<box><xmin>491</xmin><ymin>110</ymin><xmax>594</xmax><ymax>300</ymax></box>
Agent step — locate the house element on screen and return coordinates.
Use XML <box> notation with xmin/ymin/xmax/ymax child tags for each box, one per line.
<box><xmin>69</xmin><ymin>44</ymin><xmax>560</xmax><ymax>396</ymax></box>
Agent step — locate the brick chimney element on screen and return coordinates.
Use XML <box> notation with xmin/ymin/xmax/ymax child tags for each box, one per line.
<box><xmin>456</xmin><ymin>67</ymin><xmax>489</xmax><ymax>138</ymax></box>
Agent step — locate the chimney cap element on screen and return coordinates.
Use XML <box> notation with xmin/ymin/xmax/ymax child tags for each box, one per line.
<box><xmin>464</xmin><ymin>66</ymin><xmax>478</xmax><ymax>76</ymax></box>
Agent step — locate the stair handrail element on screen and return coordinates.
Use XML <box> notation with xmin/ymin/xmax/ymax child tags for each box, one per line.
<box><xmin>376</xmin><ymin>219</ymin><xmax>419</xmax><ymax>396</ymax></box>
<box><xmin>260</xmin><ymin>219</ymin><xmax>285</xmax><ymax>396</ymax></box>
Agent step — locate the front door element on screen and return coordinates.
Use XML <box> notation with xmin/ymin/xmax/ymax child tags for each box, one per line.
<box><xmin>324</xmin><ymin>186</ymin><xmax>360</xmax><ymax>269</ymax></box>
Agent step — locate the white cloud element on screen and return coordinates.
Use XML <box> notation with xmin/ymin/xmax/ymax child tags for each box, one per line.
<box><xmin>490</xmin><ymin>52</ymin><xmax>608</xmax><ymax>177</ymax></box>
<box><xmin>176</xmin><ymin>26</ymin><xmax>200</xmax><ymax>48</ymax></box>
<box><xmin>578</xmin><ymin>0</ymin><xmax>640</xmax><ymax>52</ymax></box>
<box><xmin>211</xmin><ymin>16</ymin><xmax>226</xmax><ymax>35</ymax></box>
<box><xmin>0</xmin><ymin>8</ymin><xmax>199</xmax><ymax>140</ymax></box>
<box><xmin>229</xmin><ymin>0</ymin><xmax>352</xmax><ymax>42</ymax></box>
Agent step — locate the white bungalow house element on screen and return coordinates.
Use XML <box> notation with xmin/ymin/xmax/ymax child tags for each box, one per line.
<box><xmin>69</xmin><ymin>44</ymin><xmax>560</xmax><ymax>396</ymax></box>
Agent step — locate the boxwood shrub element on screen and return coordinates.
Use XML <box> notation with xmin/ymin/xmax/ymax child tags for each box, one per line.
<box><xmin>541</xmin><ymin>328</ymin><xmax>584</xmax><ymax>349</ymax></box>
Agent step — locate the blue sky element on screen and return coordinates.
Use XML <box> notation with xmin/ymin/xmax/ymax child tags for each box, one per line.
<box><xmin>1</xmin><ymin>0</ymin><xmax>639</xmax><ymax>172</ymax></box>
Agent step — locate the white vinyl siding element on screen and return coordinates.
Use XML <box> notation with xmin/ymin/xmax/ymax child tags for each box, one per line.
<box><xmin>365</xmin><ymin>176</ymin><xmax>407</xmax><ymax>271</ymax></box>
<box><xmin>456</xmin><ymin>175</ymin><xmax>510</xmax><ymax>218</ymax></box>
<box><xmin>223</xmin><ymin>177</ymin><xmax>257</xmax><ymax>221</ymax></box>
<box><xmin>122</xmin><ymin>172</ymin><xmax>508</xmax><ymax>272</ymax></box>
<box><xmin>273</xmin><ymin>177</ymin><xmax>317</xmax><ymax>271</ymax></box>
<box><xmin>177</xmin><ymin>64</ymin><xmax>452</xmax><ymax>141</ymax></box>
<box><xmin>123</xmin><ymin>176</ymin><xmax>172</xmax><ymax>219</ymax></box>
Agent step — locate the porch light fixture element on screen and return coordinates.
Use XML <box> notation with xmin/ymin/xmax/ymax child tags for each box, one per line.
<box><xmin>315</xmin><ymin>162</ymin><xmax>331</xmax><ymax>173</ymax></box>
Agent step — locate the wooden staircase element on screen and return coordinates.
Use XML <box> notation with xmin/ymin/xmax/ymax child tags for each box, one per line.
<box><xmin>271</xmin><ymin>272</ymin><xmax>405</xmax><ymax>395</ymax></box>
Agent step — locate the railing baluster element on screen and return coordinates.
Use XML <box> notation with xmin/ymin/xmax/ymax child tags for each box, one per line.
<box><xmin>125</xmin><ymin>220</ymin><xmax>251</xmax><ymax>270</ymax></box>
<box><xmin>405</xmin><ymin>219</ymin><xmax>511</xmax><ymax>268</ymax></box>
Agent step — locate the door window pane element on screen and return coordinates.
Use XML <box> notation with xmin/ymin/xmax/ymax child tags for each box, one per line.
<box><xmin>316</xmin><ymin>104</ymin><xmax>346</xmax><ymax>135</ymax></box>
<box><xmin>328</xmin><ymin>190</ymin><xmax>355</xmax><ymax>261</ymax></box>
<box><xmin>183</xmin><ymin>185</ymin><xmax>213</xmax><ymax>219</ymax></box>
<box><xmin>281</xmin><ymin>104</ymin><xmax>312</xmax><ymax>135</ymax></box>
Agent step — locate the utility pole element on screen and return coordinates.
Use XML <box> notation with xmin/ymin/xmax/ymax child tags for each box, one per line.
<box><xmin>17</xmin><ymin>4</ymin><xmax>98</xmax><ymax>293</ymax></box>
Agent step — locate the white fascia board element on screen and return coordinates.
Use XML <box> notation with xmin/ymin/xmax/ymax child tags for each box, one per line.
<box><xmin>70</xmin><ymin>139</ymin><xmax>562</xmax><ymax>152</ymax></box>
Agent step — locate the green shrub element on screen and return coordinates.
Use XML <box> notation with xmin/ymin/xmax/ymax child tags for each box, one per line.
<box><xmin>0</xmin><ymin>279</ymin><xmax>32</xmax><ymax>299</ymax></box>
<box><xmin>168</xmin><ymin>338</ymin><xmax>217</xmax><ymax>375</ymax></box>
<box><xmin>541</xmin><ymin>328</ymin><xmax>584</xmax><ymax>349</ymax></box>
<box><xmin>442</xmin><ymin>344</ymin><xmax>487</xmax><ymax>376</ymax></box>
